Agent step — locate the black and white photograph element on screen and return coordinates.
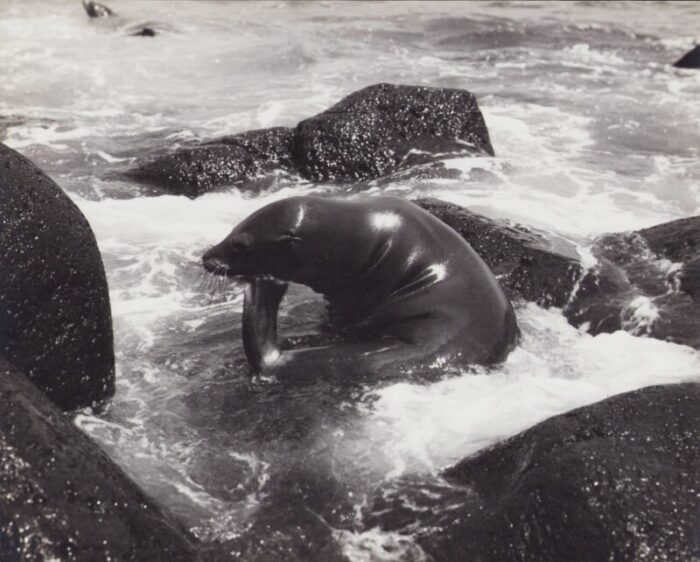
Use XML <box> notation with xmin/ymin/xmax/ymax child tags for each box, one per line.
<box><xmin>1</xmin><ymin>1</ymin><xmax>699</xmax><ymax>560</ymax></box>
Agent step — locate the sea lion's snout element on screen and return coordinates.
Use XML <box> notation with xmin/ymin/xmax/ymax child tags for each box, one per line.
<box><xmin>202</xmin><ymin>251</ymin><xmax>230</xmax><ymax>276</ymax></box>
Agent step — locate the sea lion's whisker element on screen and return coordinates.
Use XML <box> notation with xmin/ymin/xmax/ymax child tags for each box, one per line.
<box><xmin>195</xmin><ymin>270</ymin><xmax>208</xmax><ymax>292</ymax></box>
<box><xmin>207</xmin><ymin>277</ymin><xmax>218</xmax><ymax>306</ymax></box>
<box><xmin>202</xmin><ymin>272</ymin><xmax>219</xmax><ymax>304</ymax></box>
<box><xmin>216</xmin><ymin>275</ymin><xmax>225</xmax><ymax>300</ymax></box>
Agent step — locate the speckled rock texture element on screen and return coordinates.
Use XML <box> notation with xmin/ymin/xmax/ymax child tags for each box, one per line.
<box><xmin>126</xmin><ymin>127</ymin><xmax>295</xmax><ymax>198</ymax></box>
<box><xmin>0</xmin><ymin>142</ymin><xmax>114</xmax><ymax>410</ymax></box>
<box><xmin>0</xmin><ymin>359</ymin><xmax>200</xmax><ymax>562</ymax></box>
<box><xmin>418</xmin><ymin>197</ymin><xmax>700</xmax><ymax>349</ymax></box>
<box><xmin>127</xmin><ymin>84</ymin><xmax>493</xmax><ymax>196</ymax></box>
<box><xmin>415</xmin><ymin>197</ymin><xmax>581</xmax><ymax>307</ymax></box>
<box><xmin>565</xmin><ymin>216</ymin><xmax>700</xmax><ymax>349</ymax></box>
<box><xmin>639</xmin><ymin>215</ymin><xmax>700</xmax><ymax>267</ymax></box>
<box><xmin>674</xmin><ymin>45</ymin><xmax>700</xmax><ymax>69</ymax></box>
<box><xmin>292</xmin><ymin>83</ymin><xmax>494</xmax><ymax>182</ymax></box>
<box><xmin>418</xmin><ymin>383</ymin><xmax>700</xmax><ymax>562</ymax></box>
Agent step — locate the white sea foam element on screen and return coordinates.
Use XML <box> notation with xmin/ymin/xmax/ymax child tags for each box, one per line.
<box><xmin>335</xmin><ymin>528</ymin><xmax>430</xmax><ymax>562</ymax></box>
<box><xmin>348</xmin><ymin>304</ymin><xmax>700</xmax><ymax>477</ymax></box>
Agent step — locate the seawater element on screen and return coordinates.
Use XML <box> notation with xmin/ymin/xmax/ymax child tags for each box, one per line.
<box><xmin>2</xmin><ymin>1</ymin><xmax>699</xmax><ymax>559</ymax></box>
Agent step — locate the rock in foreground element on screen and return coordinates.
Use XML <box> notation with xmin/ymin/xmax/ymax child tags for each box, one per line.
<box><xmin>0</xmin><ymin>359</ymin><xmax>199</xmax><ymax>562</ymax></box>
<box><xmin>0</xmin><ymin>142</ymin><xmax>115</xmax><ymax>411</ymax></box>
<box><xmin>419</xmin><ymin>383</ymin><xmax>700</xmax><ymax>561</ymax></box>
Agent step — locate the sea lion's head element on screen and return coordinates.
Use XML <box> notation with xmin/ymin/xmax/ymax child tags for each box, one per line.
<box><xmin>202</xmin><ymin>197</ymin><xmax>326</xmax><ymax>284</ymax></box>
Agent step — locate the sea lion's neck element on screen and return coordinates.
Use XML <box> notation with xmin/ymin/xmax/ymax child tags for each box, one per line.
<box><xmin>306</xmin><ymin>237</ymin><xmax>415</xmax><ymax>330</ymax></box>
<box><xmin>287</xmin><ymin>199</ymin><xmax>421</xmax><ymax>329</ymax></box>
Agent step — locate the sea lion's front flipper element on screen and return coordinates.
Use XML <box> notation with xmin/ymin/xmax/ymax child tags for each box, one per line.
<box><xmin>242</xmin><ymin>277</ymin><xmax>288</xmax><ymax>372</ymax></box>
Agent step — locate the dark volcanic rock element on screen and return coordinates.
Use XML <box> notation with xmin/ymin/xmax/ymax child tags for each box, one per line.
<box><xmin>0</xmin><ymin>142</ymin><xmax>115</xmax><ymax>411</ymax></box>
<box><xmin>415</xmin><ymin>383</ymin><xmax>700</xmax><ymax>562</ymax></box>
<box><xmin>292</xmin><ymin>83</ymin><xmax>494</xmax><ymax>182</ymax></box>
<box><xmin>82</xmin><ymin>0</ymin><xmax>113</xmax><ymax>18</ymax></box>
<box><xmin>418</xmin><ymin>197</ymin><xmax>700</xmax><ymax>348</ymax></box>
<box><xmin>566</xmin><ymin>216</ymin><xmax>700</xmax><ymax>348</ymax></box>
<box><xmin>219</xmin><ymin>500</ymin><xmax>347</xmax><ymax>562</ymax></box>
<box><xmin>0</xmin><ymin>359</ymin><xmax>199</xmax><ymax>561</ymax></box>
<box><xmin>127</xmin><ymin>84</ymin><xmax>494</xmax><ymax>197</ymax></box>
<box><xmin>126</xmin><ymin>127</ymin><xmax>295</xmax><ymax>198</ymax></box>
<box><xmin>415</xmin><ymin>198</ymin><xmax>582</xmax><ymax>307</ymax></box>
<box><xmin>638</xmin><ymin>215</ymin><xmax>700</xmax><ymax>264</ymax></box>
<box><xmin>674</xmin><ymin>45</ymin><xmax>700</xmax><ymax>69</ymax></box>
<box><xmin>681</xmin><ymin>257</ymin><xmax>700</xmax><ymax>299</ymax></box>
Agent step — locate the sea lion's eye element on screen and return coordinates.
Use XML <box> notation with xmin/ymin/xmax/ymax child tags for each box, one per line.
<box><xmin>277</xmin><ymin>231</ymin><xmax>301</xmax><ymax>243</ymax></box>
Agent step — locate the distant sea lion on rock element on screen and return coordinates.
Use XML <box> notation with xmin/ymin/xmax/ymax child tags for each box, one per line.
<box><xmin>203</xmin><ymin>196</ymin><xmax>518</xmax><ymax>379</ymax></box>
<box><xmin>82</xmin><ymin>1</ymin><xmax>162</xmax><ymax>37</ymax></box>
<box><xmin>82</xmin><ymin>0</ymin><xmax>113</xmax><ymax>18</ymax></box>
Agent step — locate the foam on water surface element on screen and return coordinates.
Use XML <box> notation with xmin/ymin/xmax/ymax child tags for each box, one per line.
<box><xmin>2</xmin><ymin>0</ymin><xmax>700</xmax><ymax>557</ymax></box>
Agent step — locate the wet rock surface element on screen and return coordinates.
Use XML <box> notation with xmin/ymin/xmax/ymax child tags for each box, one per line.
<box><xmin>419</xmin><ymin>197</ymin><xmax>700</xmax><ymax>349</ymax></box>
<box><xmin>0</xmin><ymin>142</ymin><xmax>115</xmax><ymax>411</ymax></box>
<box><xmin>415</xmin><ymin>198</ymin><xmax>582</xmax><ymax>307</ymax></box>
<box><xmin>217</xmin><ymin>470</ymin><xmax>350</xmax><ymax>562</ymax></box>
<box><xmin>126</xmin><ymin>127</ymin><xmax>295</xmax><ymax>198</ymax></box>
<box><xmin>366</xmin><ymin>383</ymin><xmax>700</xmax><ymax>562</ymax></box>
<box><xmin>0</xmin><ymin>359</ymin><xmax>200</xmax><ymax>562</ymax></box>
<box><xmin>127</xmin><ymin>84</ymin><xmax>493</xmax><ymax>196</ymax></box>
<box><xmin>673</xmin><ymin>45</ymin><xmax>700</xmax><ymax>69</ymax></box>
<box><xmin>639</xmin><ymin>214</ymin><xmax>700</xmax><ymax>265</ymax></box>
<box><xmin>292</xmin><ymin>83</ymin><xmax>494</xmax><ymax>182</ymax></box>
<box><xmin>566</xmin><ymin>216</ymin><xmax>700</xmax><ymax>348</ymax></box>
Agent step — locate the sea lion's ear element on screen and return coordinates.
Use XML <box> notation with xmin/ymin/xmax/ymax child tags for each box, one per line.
<box><xmin>230</xmin><ymin>232</ymin><xmax>254</xmax><ymax>250</ymax></box>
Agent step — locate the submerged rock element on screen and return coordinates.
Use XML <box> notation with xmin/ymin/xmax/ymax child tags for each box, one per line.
<box><xmin>415</xmin><ymin>198</ymin><xmax>581</xmax><ymax>307</ymax></box>
<box><xmin>131</xmin><ymin>26</ymin><xmax>157</xmax><ymax>37</ymax></box>
<box><xmin>0</xmin><ymin>359</ymin><xmax>199</xmax><ymax>561</ymax></box>
<box><xmin>0</xmin><ymin>142</ymin><xmax>115</xmax><ymax>411</ymax></box>
<box><xmin>566</xmin><ymin>216</ymin><xmax>700</xmax><ymax>348</ymax></box>
<box><xmin>292</xmin><ymin>83</ymin><xmax>494</xmax><ymax>182</ymax></box>
<box><xmin>126</xmin><ymin>127</ymin><xmax>295</xmax><ymax>198</ymax></box>
<box><xmin>126</xmin><ymin>84</ymin><xmax>493</xmax><ymax>196</ymax></box>
<box><xmin>673</xmin><ymin>45</ymin><xmax>700</xmax><ymax>69</ymax></box>
<box><xmin>219</xmin><ymin>497</ymin><xmax>347</xmax><ymax>562</ymax></box>
<box><xmin>415</xmin><ymin>383</ymin><xmax>700</xmax><ymax>561</ymax></box>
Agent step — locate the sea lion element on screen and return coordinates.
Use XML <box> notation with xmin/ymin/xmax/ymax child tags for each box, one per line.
<box><xmin>82</xmin><ymin>0</ymin><xmax>113</xmax><ymax>18</ymax></box>
<box><xmin>202</xmin><ymin>196</ymin><xmax>519</xmax><ymax>378</ymax></box>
